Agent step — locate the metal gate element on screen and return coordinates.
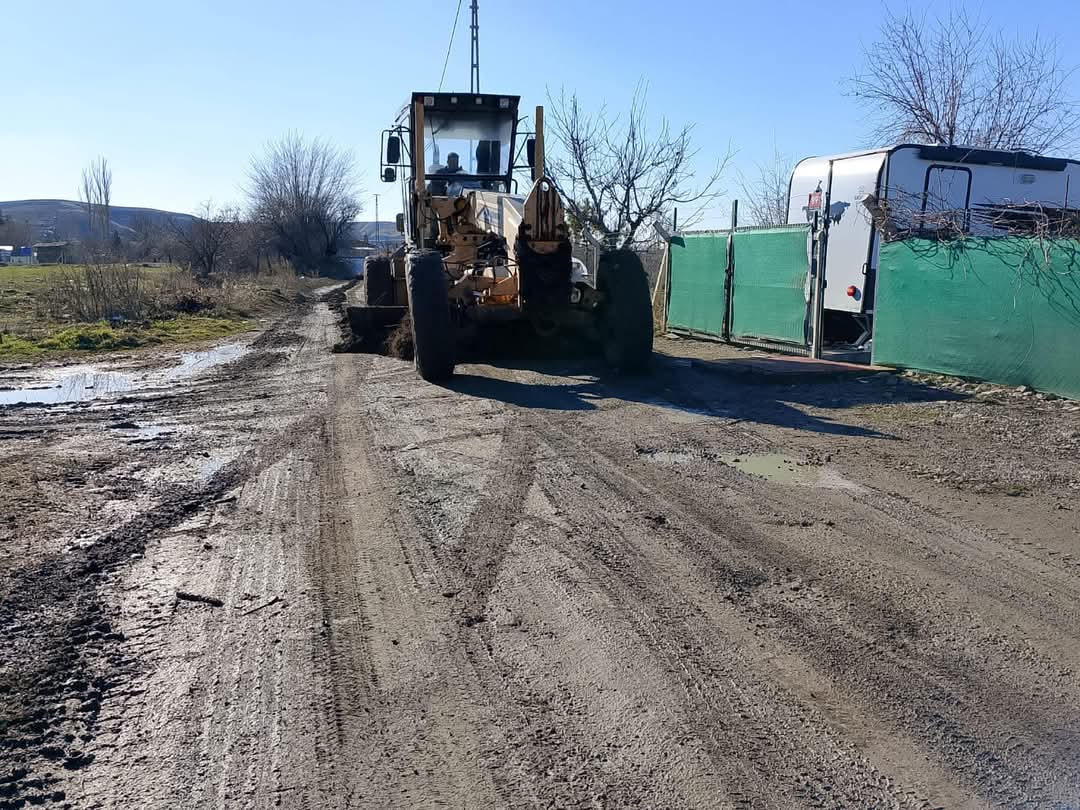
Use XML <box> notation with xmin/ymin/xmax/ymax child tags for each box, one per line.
<box><xmin>667</xmin><ymin>224</ymin><xmax>813</xmax><ymax>354</ymax></box>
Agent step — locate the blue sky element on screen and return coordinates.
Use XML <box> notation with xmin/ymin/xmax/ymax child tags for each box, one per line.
<box><xmin>2</xmin><ymin>0</ymin><xmax>1078</xmax><ymax>228</ymax></box>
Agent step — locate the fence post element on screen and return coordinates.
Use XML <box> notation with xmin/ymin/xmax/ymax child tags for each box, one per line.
<box><xmin>810</xmin><ymin>212</ymin><xmax>827</xmax><ymax>359</ymax></box>
<box><xmin>722</xmin><ymin>200</ymin><xmax>737</xmax><ymax>341</ymax></box>
<box><xmin>651</xmin><ymin>243</ymin><xmax>669</xmax><ymax>333</ymax></box>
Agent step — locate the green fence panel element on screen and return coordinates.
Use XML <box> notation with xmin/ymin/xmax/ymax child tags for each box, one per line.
<box><xmin>873</xmin><ymin>238</ymin><xmax>1080</xmax><ymax>399</ymax></box>
<box><xmin>730</xmin><ymin>226</ymin><xmax>809</xmax><ymax>344</ymax></box>
<box><xmin>667</xmin><ymin>232</ymin><xmax>729</xmax><ymax>336</ymax></box>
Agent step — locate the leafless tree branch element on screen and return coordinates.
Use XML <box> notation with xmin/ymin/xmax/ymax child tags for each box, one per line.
<box><xmin>79</xmin><ymin>156</ymin><xmax>113</xmax><ymax>245</ymax></box>
<box><xmin>170</xmin><ymin>201</ymin><xmax>234</xmax><ymax>279</ymax></box>
<box><xmin>546</xmin><ymin>82</ymin><xmax>730</xmax><ymax>248</ymax></box>
<box><xmin>848</xmin><ymin>8</ymin><xmax>1079</xmax><ymax>154</ymax></box>
<box><xmin>247</xmin><ymin>133</ymin><xmax>362</xmax><ymax>273</ymax></box>
<box><xmin>737</xmin><ymin>146</ymin><xmax>795</xmax><ymax>227</ymax></box>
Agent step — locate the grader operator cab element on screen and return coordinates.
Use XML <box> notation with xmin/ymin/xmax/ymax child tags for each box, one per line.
<box><xmin>348</xmin><ymin>91</ymin><xmax>652</xmax><ymax>381</ymax></box>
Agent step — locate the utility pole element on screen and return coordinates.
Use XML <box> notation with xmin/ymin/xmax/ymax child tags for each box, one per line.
<box><xmin>470</xmin><ymin>0</ymin><xmax>480</xmax><ymax>93</ymax></box>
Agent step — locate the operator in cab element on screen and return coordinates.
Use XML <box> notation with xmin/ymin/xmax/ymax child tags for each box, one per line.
<box><xmin>429</xmin><ymin>152</ymin><xmax>465</xmax><ymax>195</ymax></box>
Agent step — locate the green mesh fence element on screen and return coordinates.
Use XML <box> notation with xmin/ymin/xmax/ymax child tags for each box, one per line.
<box><xmin>873</xmin><ymin>238</ymin><xmax>1080</xmax><ymax>399</ymax></box>
<box><xmin>730</xmin><ymin>226</ymin><xmax>809</xmax><ymax>344</ymax></box>
<box><xmin>667</xmin><ymin>232</ymin><xmax>728</xmax><ymax>336</ymax></box>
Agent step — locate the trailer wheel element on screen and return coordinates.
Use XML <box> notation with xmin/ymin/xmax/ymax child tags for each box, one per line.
<box><xmin>406</xmin><ymin>251</ymin><xmax>455</xmax><ymax>381</ymax></box>
<box><xmin>598</xmin><ymin>249</ymin><xmax>653</xmax><ymax>374</ymax></box>
<box><xmin>364</xmin><ymin>256</ymin><xmax>394</xmax><ymax>306</ymax></box>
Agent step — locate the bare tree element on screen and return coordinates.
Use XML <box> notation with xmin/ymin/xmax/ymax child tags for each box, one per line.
<box><xmin>224</xmin><ymin>218</ymin><xmax>273</xmax><ymax>274</ymax></box>
<box><xmin>247</xmin><ymin>133</ymin><xmax>361</xmax><ymax>273</ymax></box>
<box><xmin>737</xmin><ymin>146</ymin><xmax>795</xmax><ymax>227</ymax></box>
<box><xmin>171</xmin><ymin>201</ymin><xmax>233</xmax><ymax>279</ymax></box>
<box><xmin>128</xmin><ymin>214</ymin><xmax>162</xmax><ymax>261</ymax></box>
<box><xmin>849</xmin><ymin>8</ymin><xmax>1079</xmax><ymax>154</ymax></box>
<box><xmin>80</xmin><ymin>156</ymin><xmax>113</xmax><ymax>242</ymax></box>
<box><xmin>547</xmin><ymin>83</ymin><xmax>729</xmax><ymax>248</ymax></box>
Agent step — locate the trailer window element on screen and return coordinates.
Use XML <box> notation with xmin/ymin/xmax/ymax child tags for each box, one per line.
<box><xmin>922</xmin><ymin>166</ymin><xmax>972</xmax><ymax>232</ymax></box>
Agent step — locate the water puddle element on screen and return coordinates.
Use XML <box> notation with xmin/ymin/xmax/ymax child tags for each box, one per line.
<box><xmin>721</xmin><ymin>452</ymin><xmax>859</xmax><ymax>490</ymax></box>
<box><xmin>639</xmin><ymin>446</ymin><xmax>859</xmax><ymax>490</ymax></box>
<box><xmin>109</xmin><ymin>421</ymin><xmax>176</xmax><ymax>441</ymax></box>
<box><xmin>196</xmin><ymin>456</ymin><xmax>228</xmax><ymax>480</ymax></box>
<box><xmin>0</xmin><ymin>342</ymin><xmax>248</xmax><ymax>407</ymax></box>
<box><xmin>0</xmin><ymin>369</ymin><xmax>135</xmax><ymax>406</ymax></box>
<box><xmin>721</xmin><ymin>453</ymin><xmax>815</xmax><ymax>484</ymax></box>
<box><xmin>161</xmin><ymin>344</ymin><xmax>247</xmax><ymax>381</ymax></box>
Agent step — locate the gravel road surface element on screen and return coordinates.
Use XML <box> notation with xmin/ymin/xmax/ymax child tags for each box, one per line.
<box><xmin>2</xmin><ymin>289</ymin><xmax>1079</xmax><ymax>808</ymax></box>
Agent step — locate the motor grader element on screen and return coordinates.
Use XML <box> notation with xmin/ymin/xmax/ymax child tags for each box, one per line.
<box><xmin>348</xmin><ymin>91</ymin><xmax>652</xmax><ymax>381</ymax></box>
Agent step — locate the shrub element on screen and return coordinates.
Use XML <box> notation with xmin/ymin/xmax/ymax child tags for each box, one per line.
<box><xmin>39</xmin><ymin>262</ymin><xmax>151</xmax><ymax>322</ymax></box>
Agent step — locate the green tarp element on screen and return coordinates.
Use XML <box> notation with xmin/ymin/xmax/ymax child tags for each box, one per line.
<box><xmin>667</xmin><ymin>232</ymin><xmax>728</xmax><ymax>336</ymax></box>
<box><xmin>730</xmin><ymin>226</ymin><xmax>809</xmax><ymax>344</ymax></box>
<box><xmin>873</xmin><ymin>238</ymin><xmax>1080</xmax><ymax>399</ymax></box>
<box><xmin>667</xmin><ymin>226</ymin><xmax>810</xmax><ymax>344</ymax></box>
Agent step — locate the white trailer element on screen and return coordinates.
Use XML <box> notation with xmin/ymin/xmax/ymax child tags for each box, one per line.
<box><xmin>787</xmin><ymin>145</ymin><xmax>1080</xmax><ymax>340</ymax></box>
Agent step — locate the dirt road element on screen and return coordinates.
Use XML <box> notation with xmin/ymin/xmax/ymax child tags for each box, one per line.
<box><xmin>3</xmin><ymin>290</ymin><xmax>1080</xmax><ymax>808</ymax></box>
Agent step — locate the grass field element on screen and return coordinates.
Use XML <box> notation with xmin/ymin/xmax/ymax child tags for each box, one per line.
<box><xmin>0</xmin><ymin>262</ymin><xmax>333</xmax><ymax>360</ymax></box>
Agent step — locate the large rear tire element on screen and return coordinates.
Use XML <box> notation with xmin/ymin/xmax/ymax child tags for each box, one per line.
<box><xmin>364</xmin><ymin>257</ymin><xmax>394</xmax><ymax>306</ymax></box>
<box><xmin>406</xmin><ymin>251</ymin><xmax>455</xmax><ymax>381</ymax></box>
<box><xmin>598</xmin><ymin>249</ymin><xmax>653</xmax><ymax>374</ymax></box>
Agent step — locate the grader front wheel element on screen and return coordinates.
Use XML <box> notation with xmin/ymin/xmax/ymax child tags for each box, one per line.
<box><xmin>364</xmin><ymin>256</ymin><xmax>394</xmax><ymax>306</ymax></box>
<box><xmin>598</xmin><ymin>249</ymin><xmax>653</xmax><ymax>374</ymax></box>
<box><xmin>405</xmin><ymin>251</ymin><xmax>455</xmax><ymax>382</ymax></box>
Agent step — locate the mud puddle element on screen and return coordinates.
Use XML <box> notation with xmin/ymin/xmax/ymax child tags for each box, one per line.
<box><xmin>640</xmin><ymin>446</ymin><xmax>859</xmax><ymax>490</ymax></box>
<box><xmin>0</xmin><ymin>343</ymin><xmax>249</xmax><ymax>406</ymax></box>
<box><xmin>161</xmin><ymin>344</ymin><xmax>247</xmax><ymax>380</ymax></box>
<box><xmin>110</xmin><ymin>421</ymin><xmax>177</xmax><ymax>441</ymax></box>
<box><xmin>722</xmin><ymin>452</ymin><xmax>860</xmax><ymax>490</ymax></box>
<box><xmin>0</xmin><ymin>369</ymin><xmax>135</xmax><ymax>405</ymax></box>
<box><xmin>722</xmin><ymin>453</ymin><xmax>815</xmax><ymax>483</ymax></box>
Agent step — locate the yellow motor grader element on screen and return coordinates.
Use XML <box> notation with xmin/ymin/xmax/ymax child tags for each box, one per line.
<box><xmin>349</xmin><ymin>91</ymin><xmax>652</xmax><ymax>381</ymax></box>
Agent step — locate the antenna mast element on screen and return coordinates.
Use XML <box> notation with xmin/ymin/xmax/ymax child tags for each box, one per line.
<box><xmin>469</xmin><ymin>0</ymin><xmax>480</xmax><ymax>93</ymax></box>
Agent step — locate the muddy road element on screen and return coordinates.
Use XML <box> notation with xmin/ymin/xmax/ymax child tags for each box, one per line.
<box><xmin>2</xmin><ymin>290</ymin><xmax>1080</xmax><ymax>809</ymax></box>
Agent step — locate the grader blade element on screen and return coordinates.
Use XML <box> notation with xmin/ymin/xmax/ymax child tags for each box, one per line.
<box><xmin>346</xmin><ymin>304</ymin><xmax>407</xmax><ymax>352</ymax></box>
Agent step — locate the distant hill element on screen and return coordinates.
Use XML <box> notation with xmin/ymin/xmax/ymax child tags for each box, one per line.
<box><xmin>0</xmin><ymin>199</ymin><xmax>196</xmax><ymax>242</ymax></box>
<box><xmin>0</xmin><ymin>200</ymin><xmax>402</xmax><ymax>247</ymax></box>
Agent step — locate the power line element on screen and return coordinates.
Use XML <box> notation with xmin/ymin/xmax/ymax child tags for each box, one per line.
<box><xmin>438</xmin><ymin>0</ymin><xmax>465</xmax><ymax>92</ymax></box>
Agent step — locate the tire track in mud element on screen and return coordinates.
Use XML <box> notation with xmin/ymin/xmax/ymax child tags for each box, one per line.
<box><xmin>448</xmin><ymin>424</ymin><xmax>537</xmax><ymax>629</ymax></box>
<box><xmin>522</xmin><ymin>419</ymin><xmax>924</xmax><ymax>808</ymax></box>
<box><xmin>529</xmin><ymin>410</ymin><xmax>1080</xmax><ymax>807</ymax></box>
<box><xmin>0</xmin><ymin>413</ymin><xmax>309</xmax><ymax>809</ymax></box>
<box><xmin>335</xmin><ymin>357</ymin><xmax>965</xmax><ymax>806</ymax></box>
<box><xmin>312</xmin><ymin>354</ymin><xmax>529</xmax><ymax>808</ymax></box>
<box><xmin>346</xmin><ymin>359</ymin><xmax>912</xmax><ymax>806</ymax></box>
<box><xmin>0</xmin><ymin>313</ymin><xmax>331</xmax><ymax>810</ymax></box>
<box><xmin>334</xmin><ymin>357</ymin><xmax>733</xmax><ymax>807</ymax></box>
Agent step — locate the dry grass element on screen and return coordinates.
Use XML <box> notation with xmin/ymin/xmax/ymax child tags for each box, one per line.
<box><xmin>36</xmin><ymin>263</ymin><xmax>152</xmax><ymax>322</ymax></box>
<box><xmin>0</xmin><ymin>261</ymin><xmax>334</xmax><ymax>359</ymax></box>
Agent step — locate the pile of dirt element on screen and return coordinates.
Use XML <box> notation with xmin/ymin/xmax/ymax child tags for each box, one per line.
<box><xmin>250</xmin><ymin>329</ymin><xmax>304</xmax><ymax>351</ymax></box>
<box><xmin>220</xmin><ymin>350</ymin><xmax>287</xmax><ymax>375</ymax></box>
<box><xmin>386</xmin><ymin>314</ymin><xmax>414</xmax><ymax>360</ymax></box>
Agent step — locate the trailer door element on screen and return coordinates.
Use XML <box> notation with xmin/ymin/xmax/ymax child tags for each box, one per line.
<box><xmin>823</xmin><ymin>153</ymin><xmax>886</xmax><ymax>313</ymax></box>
